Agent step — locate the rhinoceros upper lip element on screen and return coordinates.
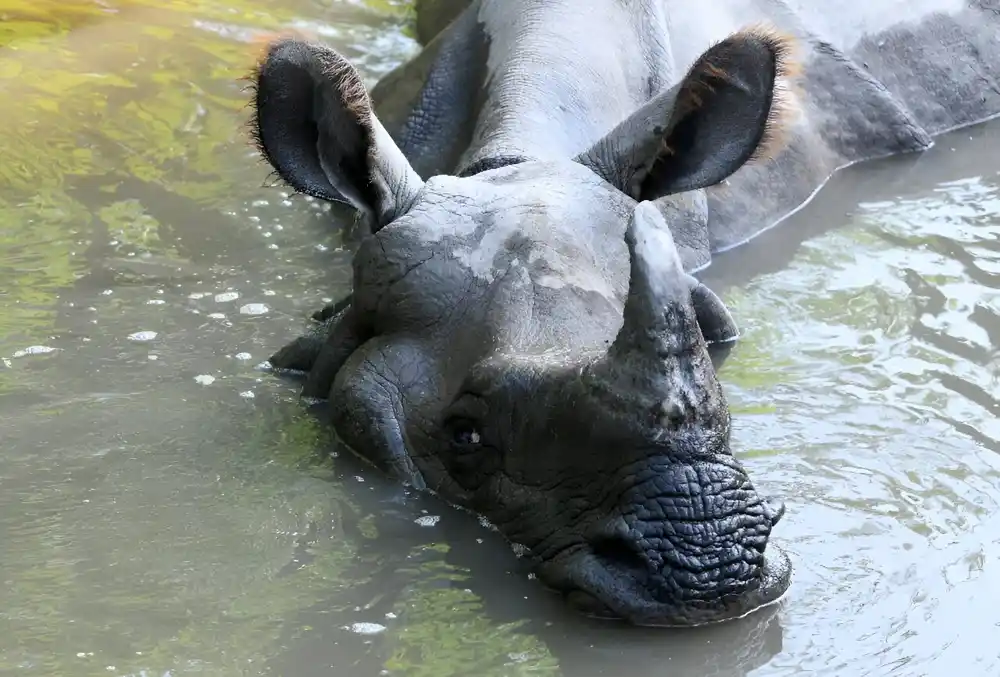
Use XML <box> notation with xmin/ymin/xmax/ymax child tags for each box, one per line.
<box><xmin>634</xmin><ymin>547</ymin><xmax>793</xmax><ymax>628</ymax></box>
<box><xmin>537</xmin><ymin>542</ymin><xmax>792</xmax><ymax>628</ymax></box>
<box><xmin>565</xmin><ymin>589</ymin><xmax>619</xmax><ymax>620</ymax></box>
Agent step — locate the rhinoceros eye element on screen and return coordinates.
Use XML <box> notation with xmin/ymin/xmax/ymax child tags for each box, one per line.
<box><xmin>447</xmin><ymin>417</ymin><xmax>483</xmax><ymax>448</ymax></box>
<box><xmin>442</xmin><ymin>408</ymin><xmax>501</xmax><ymax>490</ymax></box>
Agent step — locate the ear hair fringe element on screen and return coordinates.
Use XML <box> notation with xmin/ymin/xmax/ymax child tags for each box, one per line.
<box><xmin>240</xmin><ymin>77</ymin><xmax>280</xmax><ymax>191</ymax></box>
<box><xmin>741</xmin><ymin>23</ymin><xmax>802</xmax><ymax>165</ymax></box>
<box><xmin>321</xmin><ymin>56</ymin><xmax>372</xmax><ymax>124</ymax></box>
<box><xmin>677</xmin><ymin>23</ymin><xmax>802</xmax><ymax>167</ymax></box>
<box><xmin>240</xmin><ymin>34</ymin><xmax>309</xmax><ymax>194</ymax></box>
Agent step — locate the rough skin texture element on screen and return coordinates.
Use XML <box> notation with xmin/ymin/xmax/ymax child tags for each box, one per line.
<box><xmin>246</xmin><ymin>0</ymin><xmax>1000</xmax><ymax>626</ymax></box>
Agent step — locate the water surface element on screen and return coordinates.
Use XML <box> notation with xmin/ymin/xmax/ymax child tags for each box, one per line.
<box><xmin>1</xmin><ymin>2</ymin><xmax>998</xmax><ymax>676</ymax></box>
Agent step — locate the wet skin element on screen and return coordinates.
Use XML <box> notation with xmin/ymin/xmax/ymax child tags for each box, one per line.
<box><xmin>248</xmin><ymin>0</ymin><xmax>1000</xmax><ymax>626</ymax></box>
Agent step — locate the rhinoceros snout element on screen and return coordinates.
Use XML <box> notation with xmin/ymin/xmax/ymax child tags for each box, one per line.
<box><xmin>531</xmin><ymin>458</ymin><xmax>792</xmax><ymax>628</ymax></box>
<box><xmin>541</xmin><ymin>534</ymin><xmax>792</xmax><ymax>627</ymax></box>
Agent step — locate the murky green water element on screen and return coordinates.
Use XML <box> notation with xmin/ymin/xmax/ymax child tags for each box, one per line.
<box><xmin>1</xmin><ymin>2</ymin><xmax>998</xmax><ymax>676</ymax></box>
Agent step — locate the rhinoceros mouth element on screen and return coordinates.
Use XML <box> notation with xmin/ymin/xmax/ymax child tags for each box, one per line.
<box><xmin>541</xmin><ymin>543</ymin><xmax>793</xmax><ymax>628</ymax></box>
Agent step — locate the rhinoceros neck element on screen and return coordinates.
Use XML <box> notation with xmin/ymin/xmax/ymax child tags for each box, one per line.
<box><xmin>456</xmin><ymin>0</ymin><xmax>672</xmax><ymax>173</ymax></box>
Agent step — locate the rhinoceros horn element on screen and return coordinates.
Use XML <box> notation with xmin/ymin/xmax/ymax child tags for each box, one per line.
<box><xmin>612</xmin><ymin>201</ymin><xmax>709</xmax><ymax>363</ymax></box>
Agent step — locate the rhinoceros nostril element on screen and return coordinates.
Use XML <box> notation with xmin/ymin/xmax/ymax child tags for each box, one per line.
<box><xmin>591</xmin><ymin>536</ymin><xmax>648</xmax><ymax>575</ymax></box>
<box><xmin>654</xmin><ymin>398</ymin><xmax>686</xmax><ymax>429</ymax></box>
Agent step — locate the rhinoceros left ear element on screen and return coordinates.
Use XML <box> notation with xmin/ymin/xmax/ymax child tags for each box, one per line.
<box><xmin>576</xmin><ymin>26</ymin><xmax>798</xmax><ymax>200</ymax></box>
<box><xmin>249</xmin><ymin>38</ymin><xmax>424</xmax><ymax>231</ymax></box>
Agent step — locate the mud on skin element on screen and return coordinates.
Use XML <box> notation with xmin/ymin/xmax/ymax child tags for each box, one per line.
<box><xmin>245</xmin><ymin>0</ymin><xmax>1000</xmax><ymax>626</ymax></box>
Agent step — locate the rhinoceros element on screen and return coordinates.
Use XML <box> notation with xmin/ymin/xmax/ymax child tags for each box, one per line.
<box><xmin>246</xmin><ymin>0</ymin><xmax>1000</xmax><ymax>626</ymax></box>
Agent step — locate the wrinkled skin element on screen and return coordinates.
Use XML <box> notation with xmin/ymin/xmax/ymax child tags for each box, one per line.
<box><xmin>247</xmin><ymin>0</ymin><xmax>1000</xmax><ymax>626</ymax></box>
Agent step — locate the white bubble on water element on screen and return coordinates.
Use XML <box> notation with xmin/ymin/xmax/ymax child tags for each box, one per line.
<box><xmin>346</xmin><ymin>622</ymin><xmax>386</xmax><ymax>636</ymax></box>
<box><xmin>239</xmin><ymin>391</ymin><xmax>255</xmax><ymax>399</ymax></box>
<box><xmin>414</xmin><ymin>515</ymin><xmax>441</xmax><ymax>528</ymax></box>
<box><xmin>127</xmin><ymin>331</ymin><xmax>157</xmax><ymax>342</ymax></box>
<box><xmin>207</xmin><ymin>313</ymin><xmax>226</xmax><ymax>320</ymax></box>
<box><xmin>12</xmin><ymin>345</ymin><xmax>57</xmax><ymax>357</ymax></box>
<box><xmin>214</xmin><ymin>291</ymin><xmax>239</xmax><ymax>303</ymax></box>
<box><xmin>194</xmin><ymin>374</ymin><xmax>216</xmax><ymax>385</ymax></box>
<box><xmin>188</xmin><ymin>292</ymin><xmax>209</xmax><ymax>300</ymax></box>
<box><xmin>510</xmin><ymin>542</ymin><xmax>528</xmax><ymax>558</ymax></box>
<box><xmin>234</xmin><ymin>352</ymin><xmax>252</xmax><ymax>361</ymax></box>
<box><xmin>262</xmin><ymin>290</ymin><xmax>276</xmax><ymax>296</ymax></box>
<box><xmin>146</xmin><ymin>299</ymin><xmax>165</xmax><ymax>305</ymax></box>
<box><xmin>239</xmin><ymin>303</ymin><xmax>269</xmax><ymax>316</ymax></box>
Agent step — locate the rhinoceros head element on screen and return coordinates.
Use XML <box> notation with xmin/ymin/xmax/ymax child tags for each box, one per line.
<box><xmin>249</xmin><ymin>26</ymin><xmax>796</xmax><ymax>627</ymax></box>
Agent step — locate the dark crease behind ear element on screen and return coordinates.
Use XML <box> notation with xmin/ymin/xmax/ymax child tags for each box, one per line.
<box><xmin>685</xmin><ymin>275</ymin><xmax>740</xmax><ymax>370</ymax></box>
<box><xmin>685</xmin><ymin>274</ymin><xmax>739</xmax><ymax>344</ymax></box>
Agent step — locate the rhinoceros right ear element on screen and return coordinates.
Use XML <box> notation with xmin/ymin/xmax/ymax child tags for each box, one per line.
<box><xmin>249</xmin><ymin>38</ymin><xmax>424</xmax><ymax>231</ymax></box>
<box><xmin>576</xmin><ymin>26</ymin><xmax>798</xmax><ymax>200</ymax></box>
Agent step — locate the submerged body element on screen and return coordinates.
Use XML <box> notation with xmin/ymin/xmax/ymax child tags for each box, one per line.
<box><xmin>247</xmin><ymin>0</ymin><xmax>1000</xmax><ymax>626</ymax></box>
<box><xmin>379</xmin><ymin>0</ymin><xmax>1000</xmax><ymax>270</ymax></box>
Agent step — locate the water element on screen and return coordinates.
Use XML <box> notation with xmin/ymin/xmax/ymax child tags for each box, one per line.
<box><xmin>0</xmin><ymin>2</ymin><xmax>998</xmax><ymax>675</ymax></box>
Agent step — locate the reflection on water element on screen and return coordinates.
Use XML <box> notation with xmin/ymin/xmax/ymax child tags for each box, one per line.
<box><xmin>0</xmin><ymin>2</ymin><xmax>998</xmax><ymax>676</ymax></box>
<box><xmin>702</xmin><ymin>135</ymin><xmax>1000</xmax><ymax>675</ymax></box>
